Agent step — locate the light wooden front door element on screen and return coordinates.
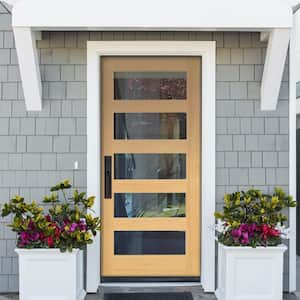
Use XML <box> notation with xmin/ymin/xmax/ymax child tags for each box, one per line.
<box><xmin>101</xmin><ymin>56</ymin><xmax>201</xmax><ymax>279</ymax></box>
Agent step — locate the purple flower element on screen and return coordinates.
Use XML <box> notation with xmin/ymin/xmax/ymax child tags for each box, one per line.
<box><xmin>247</xmin><ymin>223</ymin><xmax>257</xmax><ymax>237</ymax></box>
<box><xmin>78</xmin><ymin>220</ymin><xmax>87</xmax><ymax>231</ymax></box>
<box><xmin>20</xmin><ymin>232</ymin><xmax>30</xmax><ymax>245</ymax></box>
<box><xmin>28</xmin><ymin>220</ymin><xmax>35</xmax><ymax>230</ymax></box>
<box><xmin>69</xmin><ymin>223</ymin><xmax>78</xmax><ymax>232</ymax></box>
<box><xmin>231</xmin><ymin>228</ymin><xmax>242</xmax><ymax>241</ymax></box>
<box><xmin>31</xmin><ymin>232</ymin><xmax>40</xmax><ymax>241</ymax></box>
<box><xmin>241</xmin><ymin>232</ymin><xmax>249</xmax><ymax>244</ymax></box>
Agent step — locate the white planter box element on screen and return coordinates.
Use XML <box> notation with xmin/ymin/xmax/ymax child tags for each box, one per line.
<box><xmin>15</xmin><ymin>248</ymin><xmax>86</xmax><ymax>300</ymax></box>
<box><xmin>215</xmin><ymin>244</ymin><xmax>287</xmax><ymax>300</ymax></box>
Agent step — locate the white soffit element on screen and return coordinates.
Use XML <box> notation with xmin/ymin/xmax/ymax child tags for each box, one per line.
<box><xmin>11</xmin><ymin>0</ymin><xmax>292</xmax><ymax>30</ymax></box>
<box><xmin>5</xmin><ymin>0</ymin><xmax>293</xmax><ymax>111</ymax></box>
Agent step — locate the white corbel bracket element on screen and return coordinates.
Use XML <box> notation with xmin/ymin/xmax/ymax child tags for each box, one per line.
<box><xmin>13</xmin><ymin>27</ymin><xmax>42</xmax><ymax>111</ymax></box>
<box><xmin>261</xmin><ymin>28</ymin><xmax>291</xmax><ymax>110</ymax></box>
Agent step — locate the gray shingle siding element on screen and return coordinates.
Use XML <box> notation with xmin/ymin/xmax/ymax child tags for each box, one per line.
<box><xmin>0</xmin><ymin>11</ymin><xmax>289</xmax><ymax>292</ymax></box>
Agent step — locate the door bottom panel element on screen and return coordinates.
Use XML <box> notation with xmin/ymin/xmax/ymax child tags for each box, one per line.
<box><xmin>101</xmin><ymin>277</ymin><xmax>201</xmax><ymax>283</ymax></box>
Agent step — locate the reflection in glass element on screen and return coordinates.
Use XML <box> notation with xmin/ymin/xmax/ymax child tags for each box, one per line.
<box><xmin>114</xmin><ymin>231</ymin><xmax>185</xmax><ymax>255</ymax></box>
<box><xmin>114</xmin><ymin>72</ymin><xmax>187</xmax><ymax>100</ymax></box>
<box><xmin>114</xmin><ymin>154</ymin><xmax>186</xmax><ymax>179</ymax></box>
<box><xmin>114</xmin><ymin>193</ymin><xmax>185</xmax><ymax>218</ymax></box>
<box><xmin>114</xmin><ymin>113</ymin><xmax>186</xmax><ymax>140</ymax></box>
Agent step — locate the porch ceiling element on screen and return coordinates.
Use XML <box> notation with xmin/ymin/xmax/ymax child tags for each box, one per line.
<box><xmin>3</xmin><ymin>0</ymin><xmax>294</xmax><ymax>111</ymax></box>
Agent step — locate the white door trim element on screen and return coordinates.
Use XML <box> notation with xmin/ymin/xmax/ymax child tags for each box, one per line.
<box><xmin>86</xmin><ymin>41</ymin><xmax>216</xmax><ymax>293</ymax></box>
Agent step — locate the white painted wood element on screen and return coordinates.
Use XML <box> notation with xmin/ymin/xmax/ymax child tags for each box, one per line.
<box><xmin>86</xmin><ymin>41</ymin><xmax>216</xmax><ymax>293</ymax></box>
<box><xmin>13</xmin><ymin>27</ymin><xmax>42</xmax><ymax>111</ymax></box>
<box><xmin>86</xmin><ymin>47</ymin><xmax>101</xmax><ymax>293</ymax></box>
<box><xmin>260</xmin><ymin>31</ymin><xmax>270</xmax><ymax>42</ymax></box>
<box><xmin>2</xmin><ymin>0</ymin><xmax>19</xmax><ymax>5</ymax></box>
<box><xmin>215</xmin><ymin>244</ymin><xmax>287</xmax><ymax>300</ymax></box>
<box><xmin>12</xmin><ymin>0</ymin><xmax>292</xmax><ymax>30</ymax></box>
<box><xmin>261</xmin><ymin>29</ymin><xmax>291</xmax><ymax>111</ymax></box>
<box><xmin>261</xmin><ymin>29</ymin><xmax>290</xmax><ymax>110</ymax></box>
<box><xmin>289</xmin><ymin>13</ymin><xmax>297</xmax><ymax>293</ymax></box>
<box><xmin>296</xmin><ymin>100</ymin><xmax>300</xmax><ymax>113</ymax></box>
<box><xmin>15</xmin><ymin>249</ymin><xmax>86</xmax><ymax>300</ymax></box>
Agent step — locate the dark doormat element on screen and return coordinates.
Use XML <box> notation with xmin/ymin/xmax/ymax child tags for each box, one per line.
<box><xmin>104</xmin><ymin>293</ymin><xmax>193</xmax><ymax>300</ymax></box>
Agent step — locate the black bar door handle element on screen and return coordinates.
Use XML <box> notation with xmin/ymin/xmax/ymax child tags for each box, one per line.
<box><xmin>104</xmin><ymin>156</ymin><xmax>112</xmax><ymax>199</ymax></box>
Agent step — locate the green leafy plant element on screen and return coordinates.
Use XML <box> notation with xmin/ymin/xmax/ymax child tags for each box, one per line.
<box><xmin>214</xmin><ymin>187</ymin><xmax>296</xmax><ymax>247</ymax></box>
<box><xmin>1</xmin><ymin>180</ymin><xmax>101</xmax><ymax>252</ymax></box>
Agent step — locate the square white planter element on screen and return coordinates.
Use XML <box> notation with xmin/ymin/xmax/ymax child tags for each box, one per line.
<box><xmin>15</xmin><ymin>248</ymin><xmax>86</xmax><ymax>300</ymax></box>
<box><xmin>215</xmin><ymin>244</ymin><xmax>287</xmax><ymax>300</ymax></box>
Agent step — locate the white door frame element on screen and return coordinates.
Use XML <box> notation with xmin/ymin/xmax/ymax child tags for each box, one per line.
<box><xmin>86</xmin><ymin>41</ymin><xmax>216</xmax><ymax>293</ymax></box>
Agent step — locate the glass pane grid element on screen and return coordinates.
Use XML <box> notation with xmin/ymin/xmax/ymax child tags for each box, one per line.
<box><xmin>114</xmin><ymin>72</ymin><xmax>187</xmax><ymax>100</ymax></box>
<box><xmin>114</xmin><ymin>153</ymin><xmax>186</xmax><ymax>180</ymax></box>
<box><xmin>114</xmin><ymin>193</ymin><xmax>186</xmax><ymax>218</ymax></box>
<box><xmin>114</xmin><ymin>113</ymin><xmax>187</xmax><ymax>140</ymax></box>
<box><xmin>114</xmin><ymin>231</ymin><xmax>186</xmax><ymax>255</ymax></box>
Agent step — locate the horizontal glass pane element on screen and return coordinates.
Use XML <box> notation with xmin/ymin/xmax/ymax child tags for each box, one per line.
<box><xmin>114</xmin><ymin>193</ymin><xmax>186</xmax><ymax>218</ymax></box>
<box><xmin>114</xmin><ymin>113</ymin><xmax>186</xmax><ymax>140</ymax></box>
<box><xmin>114</xmin><ymin>154</ymin><xmax>186</xmax><ymax>179</ymax></box>
<box><xmin>114</xmin><ymin>231</ymin><xmax>185</xmax><ymax>255</ymax></box>
<box><xmin>114</xmin><ymin>72</ymin><xmax>187</xmax><ymax>100</ymax></box>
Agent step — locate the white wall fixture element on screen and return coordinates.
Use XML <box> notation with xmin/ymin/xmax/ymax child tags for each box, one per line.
<box><xmin>16</xmin><ymin>249</ymin><xmax>86</xmax><ymax>300</ymax></box>
<box><xmin>215</xmin><ymin>244</ymin><xmax>287</xmax><ymax>300</ymax></box>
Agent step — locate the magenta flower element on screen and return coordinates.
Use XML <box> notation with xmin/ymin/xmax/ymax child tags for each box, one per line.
<box><xmin>69</xmin><ymin>223</ymin><xmax>78</xmax><ymax>232</ymax></box>
<box><xmin>241</xmin><ymin>231</ymin><xmax>249</xmax><ymax>244</ymax></box>
<box><xmin>28</xmin><ymin>220</ymin><xmax>35</xmax><ymax>230</ymax></box>
<box><xmin>31</xmin><ymin>232</ymin><xmax>40</xmax><ymax>241</ymax></box>
<box><xmin>231</xmin><ymin>228</ymin><xmax>242</xmax><ymax>241</ymax></box>
<box><xmin>78</xmin><ymin>220</ymin><xmax>87</xmax><ymax>231</ymax></box>
<box><xmin>20</xmin><ymin>232</ymin><xmax>30</xmax><ymax>245</ymax></box>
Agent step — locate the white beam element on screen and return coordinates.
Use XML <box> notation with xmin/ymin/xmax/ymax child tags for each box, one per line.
<box><xmin>260</xmin><ymin>31</ymin><xmax>270</xmax><ymax>42</ymax></box>
<box><xmin>289</xmin><ymin>11</ymin><xmax>298</xmax><ymax>292</ymax></box>
<box><xmin>261</xmin><ymin>29</ymin><xmax>291</xmax><ymax>110</ymax></box>
<box><xmin>13</xmin><ymin>27</ymin><xmax>42</xmax><ymax>111</ymax></box>
<box><xmin>297</xmin><ymin>99</ymin><xmax>300</xmax><ymax>114</ymax></box>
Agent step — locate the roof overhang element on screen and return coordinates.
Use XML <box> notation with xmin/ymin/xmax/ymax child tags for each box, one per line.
<box><xmin>4</xmin><ymin>0</ymin><xmax>294</xmax><ymax>111</ymax></box>
<box><xmin>10</xmin><ymin>0</ymin><xmax>293</xmax><ymax>30</ymax></box>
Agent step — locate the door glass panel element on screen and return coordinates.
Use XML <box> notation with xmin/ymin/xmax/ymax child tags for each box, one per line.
<box><xmin>114</xmin><ymin>154</ymin><xmax>186</xmax><ymax>179</ymax></box>
<box><xmin>114</xmin><ymin>231</ymin><xmax>185</xmax><ymax>255</ymax></box>
<box><xmin>114</xmin><ymin>72</ymin><xmax>187</xmax><ymax>100</ymax></box>
<box><xmin>114</xmin><ymin>193</ymin><xmax>186</xmax><ymax>218</ymax></box>
<box><xmin>114</xmin><ymin>113</ymin><xmax>186</xmax><ymax>140</ymax></box>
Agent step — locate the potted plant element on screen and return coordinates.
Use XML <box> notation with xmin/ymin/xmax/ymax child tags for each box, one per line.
<box><xmin>1</xmin><ymin>180</ymin><xmax>100</xmax><ymax>300</ymax></box>
<box><xmin>214</xmin><ymin>188</ymin><xmax>296</xmax><ymax>300</ymax></box>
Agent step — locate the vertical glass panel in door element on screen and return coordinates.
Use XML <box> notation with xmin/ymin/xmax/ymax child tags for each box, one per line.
<box><xmin>114</xmin><ymin>72</ymin><xmax>187</xmax><ymax>100</ymax></box>
<box><xmin>114</xmin><ymin>154</ymin><xmax>186</xmax><ymax>179</ymax></box>
<box><xmin>114</xmin><ymin>113</ymin><xmax>186</xmax><ymax>140</ymax></box>
<box><xmin>114</xmin><ymin>193</ymin><xmax>186</xmax><ymax>218</ymax></box>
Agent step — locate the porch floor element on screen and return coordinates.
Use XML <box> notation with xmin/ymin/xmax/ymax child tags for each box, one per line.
<box><xmin>1</xmin><ymin>256</ymin><xmax>299</xmax><ymax>300</ymax></box>
<box><xmin>0</xmin><ymin>287</ymin><xmax>299</xmax><ymax>300</ymax></box>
